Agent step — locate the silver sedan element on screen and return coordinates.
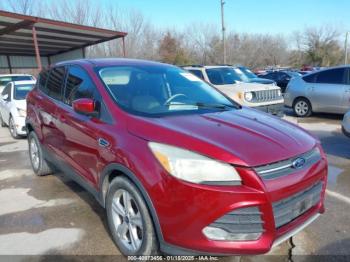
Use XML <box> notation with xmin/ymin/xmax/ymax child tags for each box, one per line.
<box><xmin>284</xmin><ymin>66</ymin><xmax>350</xmax><ymax>117</ymax></box>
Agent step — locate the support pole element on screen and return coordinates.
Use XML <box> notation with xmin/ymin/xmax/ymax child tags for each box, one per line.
<box><xmin>82</xmin><ymin>47</ymin><xmax>86</xmax><ymax>58</ymax></box>
<box><xmin>221</xmin><ymin>0</ymin><xmax>226</xmax><ymax>64</ymax></box>
<box><xmin>32</xmin><ymin>26</ymin><xmax>42</xmax><ymax>71</ymax></box>
<box><xmin>6</xmin><ymin>55</ymin><xmax>12</xmax><ymax>74</ymax></box>
<box><xmin>345</xmin><ymin>32</ymin><xmax>349</xmax><ymax>65</ymax></box>
<box><xmin>122</xmin><ymin>37</ymin><xmax>126</xmax><ymax>58</ymax></box>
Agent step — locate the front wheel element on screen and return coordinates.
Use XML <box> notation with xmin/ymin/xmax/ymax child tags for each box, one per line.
<box><xmin>0</xmin><ymin>114</ymin><xmax>6</xmax><ymax>127</ymax></box>
<box><xmin>28</xmin><ymin>132</ymin><xmax>53</xmax><ymax>176</ymax></box>
<box><xmin>293</xmin><ymin>98</ymin><xmax>312</xmax><ymax>117</ymax></box>
<box><xmin>9</xmin><ymin>116</ymin><xmax>20</xmax><ymax>139</ymax></box>
<box><xmin>106</xmin><ymin>177</ymin><xmax>158</xmax><ymax>256</ymax></box>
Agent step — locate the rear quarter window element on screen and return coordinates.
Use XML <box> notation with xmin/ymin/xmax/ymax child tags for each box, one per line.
<box><xmin>302</xmin><ymin>73</ymin><xmax>317</xmax><ymax>83</ymax></box>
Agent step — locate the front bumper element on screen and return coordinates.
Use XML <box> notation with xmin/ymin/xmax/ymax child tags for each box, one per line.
<box><xmin>14</xmin><ymin>116</ymin><xmax>27</xmax><ymax>136</ymax></box>
<box><xmin>254</xmin><ymin>103</ymin><xmax>285</xmax><ymax>117</ymax></box>
<box><xmin>155</xmin><ymin>158</ymin><xmax>327</xmax><ymax>255</ymax></box>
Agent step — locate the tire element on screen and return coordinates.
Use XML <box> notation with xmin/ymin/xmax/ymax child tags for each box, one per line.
<box><xmin>9</xmin><ymin>116</ymin><xmax>20</xmax><ymax>139</ymax></box>
<box><xmin>0</xmin><ymin>114</ymin><xmax>6</xmax><ymax>127</ymax></box>
<box><xmin>293</xmin><ymin>98</ymin><xmax>312</xmax><ymax>117</ymax></box>
<box><xmin>106</xmin><ymin>177</ymin><xmax>158</xmax><ymax>256</ymax></box>
<box><xmin>28</xmin><ymin>131</ymin><xmax>53</xmax><ymax>176</ymax></box>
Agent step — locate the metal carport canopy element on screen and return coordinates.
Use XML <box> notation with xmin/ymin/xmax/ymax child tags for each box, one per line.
<box><xmin>0</xmin><ymin>10</ymin><xmax>127</xmax><ymax>72</ymax></box>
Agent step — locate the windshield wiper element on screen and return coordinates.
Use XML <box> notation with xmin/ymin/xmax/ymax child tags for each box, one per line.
<box><xmin>166</xmin><ymin>102</ymin><xmax>238</xmax><ymax>110</ymax></box>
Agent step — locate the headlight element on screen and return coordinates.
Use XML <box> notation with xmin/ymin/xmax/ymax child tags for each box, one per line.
<box><xmin>244</xmin><ymin>92</ymin><xmax>253</xmax><ymax>102</ymax></box>
<box><xmin>148</xmin><ymin>142</ymin><xmax>241</xmax><ymax>185</ymax></box>
<box><xmin>17</xmin><ymin>108</ymin><xmax>26</xmax><ymax>117</ymax></box>
<box><xmin>277</xmin><ymin>89</ymin><xmax>282</xmax><ymax>97</ymax></box>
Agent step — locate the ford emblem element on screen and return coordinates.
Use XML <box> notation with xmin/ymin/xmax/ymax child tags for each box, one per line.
<box><xmin>292</xmin><ymin>158</ymin><xmax>306</xmax><ymax>169</ymax></box>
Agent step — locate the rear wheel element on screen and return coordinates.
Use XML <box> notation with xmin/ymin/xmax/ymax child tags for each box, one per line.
<box><xmin>28</xmin><ymin>132</ymin><xmax>53</xmax><ymax>176</ymax></box>
<box><xmin>106</xmin><ymin>177</ymin><xmax>158</xmax><ymax>255</ymax></box>
<box><xmin>293</xmin><ymin>98</ymin><xmax>312</xmax><ymax>117</ymax></box>
<box><xmin>9</xmin><ymin>116</ymin><xmax>20</xmax><ymax>139</ymax></box>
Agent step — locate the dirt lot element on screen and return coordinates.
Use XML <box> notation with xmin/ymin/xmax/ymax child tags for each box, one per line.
<box><xmin>0</xmin><ymin>111</ymin><xmax>349</xmax><ymax>261</ymax></box>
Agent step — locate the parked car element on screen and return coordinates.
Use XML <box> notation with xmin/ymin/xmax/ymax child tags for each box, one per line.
<box><xmin>184</xmin><ymin>65</ymin><xmax>284</xmax><ymax>116</ymax></box>
<box><xmin>285</xmin><ymin>66</ymin><xmax>350</xmax><ymax>117</ymax></box>
<box><xmin>342</xmin><ymin>110</ymin><xmax>350</xmax><ymax>137</ymax></box>
<box><xmin>0</xmin><ymin>80</ymin><xmax>35</xmax><ymax>138</ymax></box>
<box><xmin>26</xmin><ymin>59</ymin><xmax>327</xmax><ymax>256</ymax></box>
<box><xmin>0</xmin><ymin>74</ymin><xmax>35</xmax><ymax>93</ymax></box>
<box><xmin>237</xmin><ymin>66</ymin><xmax>276</xmax><ymax>85</ymax></box>
<box><xmin>259</xmin><ymin>71</ymin><xmax>302</xmax><ymax>93</ymax></box>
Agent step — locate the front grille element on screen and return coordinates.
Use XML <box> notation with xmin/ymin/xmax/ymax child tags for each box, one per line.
<box><xmin>209</xmin><ymin>207</ymin><xmax>264</xmax><ymax>235</ymax></box>
<box><xmin>252</xmin><ymin>89</ymin><xmax>282</xmax><ymax>103</ymax></box>
<box><xmin>273</xmin><ymin>182</ymin><xmax>323</xmax><ymax>228</ymax></box>
<box><xmin>254</xmin><ymin>147</ymin><xmax>322</xmax><ymax>180</ymax></box>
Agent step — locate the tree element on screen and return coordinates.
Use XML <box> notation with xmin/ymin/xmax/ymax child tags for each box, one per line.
<box><xmin>158</xmin><ymin>31</ymin><xmax>190</xmax><ymax>65</ymax></box>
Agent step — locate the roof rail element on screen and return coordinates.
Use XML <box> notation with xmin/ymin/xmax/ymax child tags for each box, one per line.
<box><xmin>181</xmin><ymin>64</ymin><xmax>204</xmax><ymax>68</ymax></box>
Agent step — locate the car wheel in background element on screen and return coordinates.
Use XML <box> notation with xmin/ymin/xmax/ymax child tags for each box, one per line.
<box><xmin>106</xmin><ymin>177</ymin><xmax>158</xmax><ymax>256</ymax></box>
<box><xmin>28</xmin><ymin>131</ymin><xmax>53</xmax><ymax>176</ymax></box>
<box><xmin>9</xmin><ymin>116</ymin><xmax>20</xmax><ymax>139</ymax></box>
<box><xmin>0</xmin><ymin>114</ymin><xmax>6</xmax><ymax>127</ymax></box>
<box><xmin>293</xmin><ymin>98</ymin><xmax>312</xmax><ymax>117</ymax></box>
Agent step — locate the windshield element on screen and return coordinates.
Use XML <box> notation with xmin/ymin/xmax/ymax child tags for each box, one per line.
<box><xmin>0</xmin><ymin>76</ymin><xmax>32</xmax><ymax>86</ymax></box>
<box><xmin>238</xmin><ymin>67</ymin><xmax>257</xmax><ymax>79</ymax></box>
<box><xmin>98</xmin><ymin>66</ymin><xmax>238</xmax><ymax>117</ymax></box>
<box><xmin>287</xmin><ymin>71</ymin><xmax>302</xmax><ymax>77</ymax></box>
<box><xmin>14</xmin><ymin>84</ymin><xmax>34</xmax><ymax>100</ymax></box>
<box><xmin>205</xmin><ymin>68</ymin><xmax>243</xmax><ymax>85</ymax></box>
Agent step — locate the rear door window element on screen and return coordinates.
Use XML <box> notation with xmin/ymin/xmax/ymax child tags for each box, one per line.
<box><xmin>45</xmin><ymin>67</ymin><xmax>66</xmax><ymax>100</ymax></box>
<box><xmin>303</xmin><ymin>73</ymin><xmax>317</xmax><ymax>83</ymax></box>
<box><xmin>315</xmin><ymin>68</ymin><xmax>345</xmax><ymax>84</ymax></box>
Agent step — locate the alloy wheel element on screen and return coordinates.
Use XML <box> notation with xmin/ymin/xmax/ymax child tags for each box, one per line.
<box><xmin>30</xmin><ymin>138</ymin><xmax>40</xmax><ymax>170</ymax></box>
<box><xmin>9</xmin><ymin>117</ymin><xmax>17</xmax><ymax>137</ymax></box>
<box><xmin>111</xmin><ymin>189</ymin><xmax>144</xmax><ymax>252</ymax></box>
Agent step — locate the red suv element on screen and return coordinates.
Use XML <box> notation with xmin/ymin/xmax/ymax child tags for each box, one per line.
<box><xmin>26</xmin><ymin>59</ymin><xmax>327</xmax><ymax>256</ymax></box>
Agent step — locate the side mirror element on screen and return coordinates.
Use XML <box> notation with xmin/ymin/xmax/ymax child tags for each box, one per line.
<box><xmin>72</xmin><ymin>98</ymin><xmax>97</xmax><ymax>116</ymax></box>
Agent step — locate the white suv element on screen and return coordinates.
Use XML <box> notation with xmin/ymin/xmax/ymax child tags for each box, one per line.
<box><xmin>184</xmin><ymin>65</ymin><xmax>284</xmax><ymax>116</ymax></box>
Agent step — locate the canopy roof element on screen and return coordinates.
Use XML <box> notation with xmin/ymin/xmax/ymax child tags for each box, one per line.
<box><xmin>0</xmin><ymin>10</ymin><xmax>127</xmax><ymax>57</ymax></box>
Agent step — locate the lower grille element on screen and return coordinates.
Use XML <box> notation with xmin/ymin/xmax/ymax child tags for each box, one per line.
<box><xmin>202</xmin><ymin>206</ymin><xmax>264</xmax><ymax>241</ymax></box>
<box><xmin>273</xmin><ymin>182</ymin><xmax>323</xmax><ymax>228</ymax></box>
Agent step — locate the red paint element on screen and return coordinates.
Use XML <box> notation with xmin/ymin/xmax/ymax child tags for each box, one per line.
<box><xmin>26</xmin><ymin>59</ymin><xmax>328</xmax><ymax>255</ymax></box>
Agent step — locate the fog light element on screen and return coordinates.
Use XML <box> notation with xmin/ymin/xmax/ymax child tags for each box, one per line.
<box><xmin>203</xmin><ymin>226</ymin><xmax>261</xmax><ymax>241</ymax></box>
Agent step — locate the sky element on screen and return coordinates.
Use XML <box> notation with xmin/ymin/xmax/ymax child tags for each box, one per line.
<box><xmin>109</xmin><ymin>0</ymin><xmax>349</xmax><ymax>35</ymax></box>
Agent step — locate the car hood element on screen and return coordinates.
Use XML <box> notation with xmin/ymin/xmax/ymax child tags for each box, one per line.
<box><xmin>127</xmin><ymin>107</ymin><xmax>316</xmax><ymax>167</ymax></box>
<box><xmin>248</xmin><ymin>78</ymin><xmax>275</xmax><ymax>85</ymax></box>
<box><xmin>214</xmin><ymin>82</ymin><xmax>279</xmax><ymax>92</ymax></box>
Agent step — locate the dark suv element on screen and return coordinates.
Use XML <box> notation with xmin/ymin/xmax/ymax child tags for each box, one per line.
<box><xmin>26</xmin><ymin>59</ymin><xmax>327</xmax><ymax>256</ymax></box>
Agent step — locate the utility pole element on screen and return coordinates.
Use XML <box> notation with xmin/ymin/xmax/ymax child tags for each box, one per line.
<box><xmin>345</xmin><ymin>32</ymin><xmax>349</xmax><ymax>65</ymax></box>
<box><xmin>221</xmin><ymin>0</ymin><xmax>226</xmax><ymax>64</ymax></box>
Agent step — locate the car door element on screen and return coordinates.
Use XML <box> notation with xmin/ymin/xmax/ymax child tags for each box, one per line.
<box><xmin>56</xmin><ymin>65</ymin><xmax>113</xmax><ymax>188</ymax></box>
<box><xmin>342</xmin><ymin>68</ymin><xmax>350</xmax><ymax>113</ymax></box>
<box><xmin>37</xmin><ymin>67</ymin><xmax>67</xmax><ymax>157</ymax></box>
<box><xmin>308</xmin><ymin>68</ymin><xmax>347</xmax><ymax>113</ymax></box>
<box><xmin>0</xmin><ymin>83</ymin><xmax>13</xmax><ymax>125</ymax></box>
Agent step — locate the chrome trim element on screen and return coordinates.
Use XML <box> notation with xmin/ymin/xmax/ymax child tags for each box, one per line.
<box><xmin>258</xmin><ymin>163</ymin><xmax>292</xmax><ymax>174</ymax></box>
<box><xmin>272</xmin><ymin>213</ymin><xmax>320</xmax><ymax>248</ymax></box>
